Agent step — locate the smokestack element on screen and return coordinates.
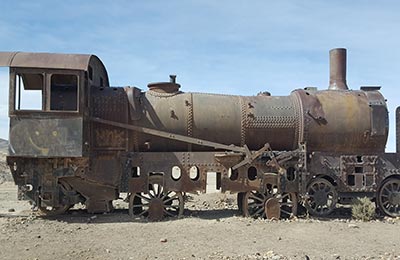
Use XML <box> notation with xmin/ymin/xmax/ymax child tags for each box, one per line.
<box><xmin>329</xmin><ymin>48</ymin><xmax>348</xmax><ymax>90</ymax></box>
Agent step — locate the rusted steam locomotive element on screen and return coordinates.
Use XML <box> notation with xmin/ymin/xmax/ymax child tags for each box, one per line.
<box><xmin>1</xmin><ymin>48</ymin><xmax>399</xmax><ymax>220</ymax></box>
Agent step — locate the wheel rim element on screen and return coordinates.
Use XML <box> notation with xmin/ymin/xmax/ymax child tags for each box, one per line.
<box><xmin>129</xmin><ymin>176</ymin><xmax>184</xmax><ymax>221</ymax></box>
<box><xmin>38</xmin><ymin>180</ymin><xmax>72</xmax><ymax>216</ymax></box>
<box><xmin>243</xmin><ymin>190</ymin><xmax>297</xmax><ymax>219</ymax></box>
<box><xmin>38</xmin><ymin>203</ymin><xmax>71</xmax><ymax>215</ymax></box>
<box><xmin>305</xmin><ymin>178</ymin><xmax>337</xmax><ymax>216</ymax></box>
<box><xmin>378</xmin><ymin>178</ymin><xmax>400</xmax><ymax>217</ymax></box>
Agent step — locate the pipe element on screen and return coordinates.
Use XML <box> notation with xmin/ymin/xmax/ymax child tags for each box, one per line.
<box><xmin>170</xmin><ymin>75</ymin><xmax>176</xmax><ymax>83</ymax></box>
<box><xmin>329</xmin><ymin>48</ymin><xmax>348</xmax><ymax>90</ymax></box>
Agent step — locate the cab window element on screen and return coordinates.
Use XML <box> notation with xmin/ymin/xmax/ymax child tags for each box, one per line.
<box><xmin>50</xmin><ymin>74</ymin><xmax>78</xmax><ymax>111</ymax></box>
<box><xmin>13</xmin><ymin>70</ymin><xmax>79</xmax><ymax>112</ymax></box>
<box><xmin>15</xmin><ymin>73</ymin><xmax>44</xmax><ymax>110</ymax></box>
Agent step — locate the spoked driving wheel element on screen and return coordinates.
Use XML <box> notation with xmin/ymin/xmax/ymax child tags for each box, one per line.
<box><xmin>243</xmin><ymin>190</ymin><xmax>268</xmax><ymax>218</ymax></box>
<box><xmin>242</xmin><ymin>190</ymin><xmax>297</xmax><ymax>219</ymax></box>
<box><xmin>129</xmin><ymin>175</ymin><xmax>184</xmax><ymax>221</ymax></box>
<box><xmin>377</xmin><ymin>177</ymin><xmax>400</xmax><ymax>217</ymax></box>
<box><xmin>305</xmin><ymin>178</ymin><xmax>337</xmax><ymax>217</ymax></box>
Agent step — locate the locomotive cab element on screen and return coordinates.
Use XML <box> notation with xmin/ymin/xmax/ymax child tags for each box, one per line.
<box><xmin>0</xmin><ymin>52</ymin><xmax>109</xmax><ymax>157</ymax></box>
<box><xmin>0</xmin><ymin>52</ymin><xmax>112</xmax><ymax>213</ymax></box>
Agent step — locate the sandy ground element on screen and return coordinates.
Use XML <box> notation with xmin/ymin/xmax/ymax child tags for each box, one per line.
<box><xmin>0</xmin><ymin>180</ymin><xmax>399</xmax><ymax>260</ymax></box>
<box><xmin>0</xmin><ymin>148</ymin><xmax>398</xmax><ymax>260</ymax></box>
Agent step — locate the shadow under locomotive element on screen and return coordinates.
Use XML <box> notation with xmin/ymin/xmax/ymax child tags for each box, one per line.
<box><xmin>33</xmin><ymin>206</ymin><xmax>354</xmax><ymax>224</ymax></box>
<box><xmin>0</xmin><ymin>48</ymin><xmax>399</xmax><ymax>222</ymax></box>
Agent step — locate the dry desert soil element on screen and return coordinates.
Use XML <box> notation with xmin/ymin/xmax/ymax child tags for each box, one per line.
<box><xmin>0</xmin><ymin>149</ymin><xmax>399</xmax><ymax>260</ymax></box>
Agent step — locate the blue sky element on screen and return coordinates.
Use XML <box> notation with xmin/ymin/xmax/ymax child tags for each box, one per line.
<box><xmin>0</xmin><ymin>0</ymin><xmax>400</xmax><ymax>151</ymax></box>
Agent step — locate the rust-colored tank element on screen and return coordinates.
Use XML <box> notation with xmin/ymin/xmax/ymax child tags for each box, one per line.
<box><xmin>126</xmin><ymin>49</ymin><xmax>387</xmax><ymax>154</ymax></box>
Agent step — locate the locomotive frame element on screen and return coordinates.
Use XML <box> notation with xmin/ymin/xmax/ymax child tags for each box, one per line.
<box><xmin>1</xmin><ymin>49</ymin><xmax>399</xmax><ymax>220</ymax></box>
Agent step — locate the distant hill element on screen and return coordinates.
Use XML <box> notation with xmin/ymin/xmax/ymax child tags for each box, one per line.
<box><xmin>0</xmin><ymin>139</ymin><xmax>8</xmax><ymax>154</ymax></box>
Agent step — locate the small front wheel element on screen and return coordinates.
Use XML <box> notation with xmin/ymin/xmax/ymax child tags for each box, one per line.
<box><xmin>377</xmin><ymin>177</ymin><xmax>400</xmax><ymax>218</ymax></box>
<box><xmin>305</xmin><ymin>178</ymin><xmax>337</xmax><ymax>217</ymax></box>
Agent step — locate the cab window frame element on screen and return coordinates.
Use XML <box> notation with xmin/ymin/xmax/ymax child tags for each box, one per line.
<box><xmin>9</xmin><ymin>67</ymin><xmax>84</xmax><ymax>116</ymax></box>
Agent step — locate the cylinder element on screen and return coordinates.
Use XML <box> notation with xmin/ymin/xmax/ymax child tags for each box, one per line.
<box><xmin>329</xmin><ymin>48</ymin><xmax>348</xmax><ymax>90</ymax></box>
<box><xmin>131</xmin><ymin>88</ymin><xmax>387</xmax><ymax>154</ymax></box>
<box><xmin>136</xmin><ymin>91</ymin><xmax>299</xmax><ymax>152</ymax></box>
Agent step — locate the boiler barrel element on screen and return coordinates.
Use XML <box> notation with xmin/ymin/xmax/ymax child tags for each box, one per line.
<box><xmin>132</xmin><ymin>88</ymin><xmax>388</xmax><ymax>154</ymax></box>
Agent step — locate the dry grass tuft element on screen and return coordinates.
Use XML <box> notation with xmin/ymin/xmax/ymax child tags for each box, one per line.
<box><xmin>352</xmin><ymin>197</ymin><xmax>375</xmax><ymax>221</ymax></box>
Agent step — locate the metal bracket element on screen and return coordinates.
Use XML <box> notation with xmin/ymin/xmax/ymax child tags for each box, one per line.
<box><xmin>231</xmin><ymin>143</ymin><xmax>271</xmax><ymax>170</ymax></box>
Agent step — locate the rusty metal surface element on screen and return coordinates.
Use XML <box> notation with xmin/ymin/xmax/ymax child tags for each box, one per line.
<box><xmin>0</xmin><ymin>51</ymin><xmax>109</xmax><ymax>86</ymax></box>
<box><xmin>340</xmin><ymin>155</ymin><xmax>378</xmax><ymax>192</ymax></box>
<box><xmin>9</xmin><ymin>117</ymin><xmax>83</xmax><ymax>157</ymax></box>
<box><xmin>3</xmin><ymin>48</ymin><xmax>400</xmax><ymax>219</ymax></box>
<box><xmin>329</xmin><ymin>48</ymin><xmax>348</xmax><ymax>90</ymax></box>
<box><xmin>129</xmin><ymin>90</ymin><xmax>300</xmax><ymax>152</ymax></box>
<box><xmin>91</xmin><ymin>86</ymin><xmax>129</xmax><ymax>150</ymax></box>
<box><xmin>265</xmin><ymin>198</ymin><xmax>280</xmax><ymax>219</ymax></box>
<box><xmin>297</xmin><ymin>89</ymin><xmax>387</xmax><ymax>153</ymax></box>
<box><xmin>1</xmin><ymin>51</ymin><xmax>90</xmax><ymax>70</ymax></box>
<box><xmin>128</xmin><ymin>152</ymin><xmax>220</xmax><ymax>194</ymax></box>
<box><xmin>147</xmin><ymin>75</ymin><xmax>181</xmax><ymax>93</ymax></box>
<box><xmin>116</xmin><ymin>75</ymin><xmax>387</xmax><ymax>154</ymax></box>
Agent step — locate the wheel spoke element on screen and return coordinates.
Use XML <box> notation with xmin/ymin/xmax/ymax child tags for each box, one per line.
<box><xmin>383</xmin><ymin>187</ymin><xmax>391</xmax><ymax>194</ymax></box>
<box><xmin>137</xmin><ymin>209</ymin><xmax>149</xmax><ymax>217</ymax></box>
<box><xmin>163</xmin><ymin>194</ymin><xmax>178</xmax><ymax>204</ymax></box>
<box><xmin>136</xmin><ymin>194</ymin><xmax>151</xmax><ymax>202</ymax></box>
<box><xmin>254</xmin><ymin>207</ymin><xmax>264</xmax><ymax>216</ymax></box>
<box><xmin>165</xmin><ymin>205</ymin><xmax>180</xmax><ymax>209</ymax></box>
<box><xmin>281</xmin><ymin>194</ymin><xmax>289</xmax><ymax>201</ymax></box>
<box><xmin>249</xmin><ymin>193</ymin><xmax>264</xmax><ymax>202</ymax></box>
<box><xmin>163</xmin><ymin>209</ymin><xmax>176</xmax><ymax>217</ymax></box>
<box><xmin>148</xmin><ymin>190</ymin><xmax>156</xmax><ymax>198</ymax></box>
<box><xmin>310</xmin><ymin>185</ymin><xmax>317</xmax><ymax>193</ymax></box>
<box><xmin>156</xmin><ymin>184</ymin><xmax>162</xmax><ymax>197</ymax></box>
<box><xmin>161</xmin><ymin>191</ymin><xmax>172</xmax><ymax>200</ymax></box>
<box><xmin>248</xmin><ymin>201</ymin><xmax>263</xmax><ymax>207</ymax></box>
<box><xmin>132</xmin><ymin>204</ymin><xmax>149</xmax><ymax>208</ymax></box>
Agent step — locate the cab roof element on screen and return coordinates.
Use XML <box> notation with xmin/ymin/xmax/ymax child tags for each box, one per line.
<box><xmin>0</xmin><ymin>51</ymin><xmax>109</xmax><ymax>86</ymax></box>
